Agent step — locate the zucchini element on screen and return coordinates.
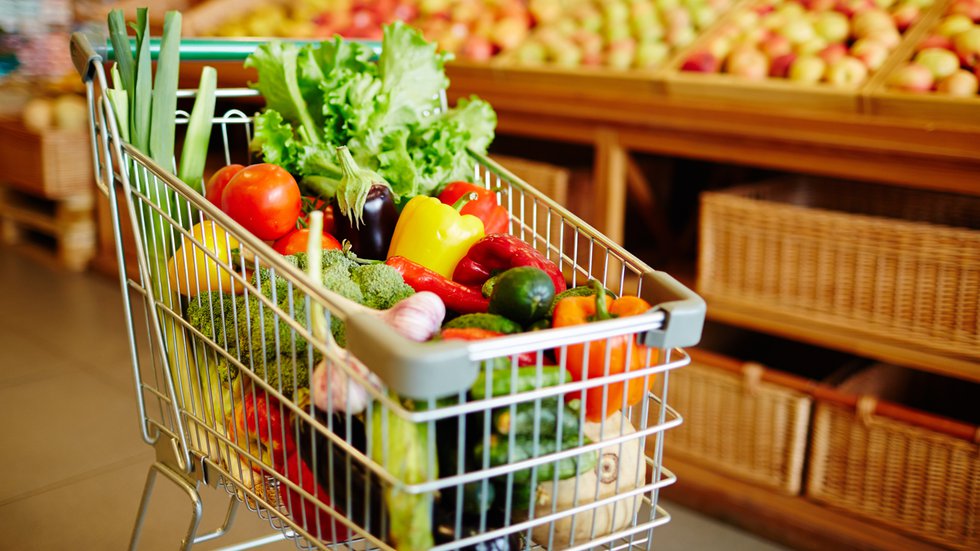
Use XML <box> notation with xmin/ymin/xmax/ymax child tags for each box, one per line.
<box><xmin>470</xmin><ymin>366</ymin><xmax>569</xmax><ymax>400</ymax></box>
<box><xmin>488</xmin><ymin>267</ymin><xmax>556</xmax><ymax>325</ymax></box>
<box><xmin>478</xmin><ymin>435</ymin><xmax>597</xmax><ymax>485</ymax></box>
<box><xmin>444</xmin><ymin>313</ymin><xmax>522</xmax><ymax>334</ymax></box>
<box><xmin>493</xmin><ymin>399</ymin><xmax>583</xmax><ymax>439</ymax></box>
<box><xmin>481</xmin><ymin>273</ymin><xmax>502</xmax><ymax>298</ymax></box>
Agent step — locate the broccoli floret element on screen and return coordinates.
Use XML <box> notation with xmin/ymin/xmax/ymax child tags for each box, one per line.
<box><xmin>186</xmin><ymin>291</ymin><xmax>240</xmax><ymax>350</ymax></box>
<box><xmin>250</xmin><ymin>352</ymin><xmax>318</xmax><ymax>394</ymax></box>
<box><xmin>350</xmin><ymin>263</ymin><xmax>415</xmax><ymax>310</ymax></box>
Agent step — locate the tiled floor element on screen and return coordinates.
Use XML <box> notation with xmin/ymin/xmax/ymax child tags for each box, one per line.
<box><xmin>0</xmin><ymin>246</ymin><xmax>790</xmax><ymax>550</ymax></box>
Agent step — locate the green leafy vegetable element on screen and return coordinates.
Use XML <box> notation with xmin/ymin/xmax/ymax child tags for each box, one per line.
<box><xmin>247</xmin><ymin>22</ymin><xmax>496</xmax><ymax>204</ymax></box>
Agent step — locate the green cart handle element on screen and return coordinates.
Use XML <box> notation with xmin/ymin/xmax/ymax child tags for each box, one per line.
<box><xmin>71</xmin><ymin>31</ymin><xmax>380</xmax><ymax>82</ymax></box>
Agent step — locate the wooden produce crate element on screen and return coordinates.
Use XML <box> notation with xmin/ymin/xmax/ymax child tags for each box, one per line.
<box><xmin>663</xmin><ymin>0</ymin><xmax>943</xmax><ymax>114</ymax></box>
<box><xmin>809</xmin><ymin>364</ymin><xmax>980</xmax><ymax>549</ymax></box>
<box><xmin>665</xmin><ymin>347</ymin><xmax>815</xmax><ymax>494</ymax></box>
<box><xmin>0</xmin><ymin>185</ymin><xmax>96</xmax><ymax>271</ymax></box>
<box><xmin>698</xmin><ymin>177</ymin><xmax>980</xmax><ymax>362</ymax></box>
<box><xmin>864</xmin><ymin>2</ymin><xmax>980</xmax><ymax>125</ymax></box>
<box><xmin>0</xmin><ymin>118</ymin><xmax>95</xmax><ymax>199</ymax></box>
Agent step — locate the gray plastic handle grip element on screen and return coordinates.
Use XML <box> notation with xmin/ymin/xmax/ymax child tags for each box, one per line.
<box><xmin>637</xmin><ymin>270</ymin><xmax>706</xmax><ymax>350</ymax></box>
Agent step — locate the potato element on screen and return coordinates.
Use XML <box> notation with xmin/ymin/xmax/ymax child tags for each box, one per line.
<box><xmin>167</xmin><ymin>220</ymin><xmax>244</xmax><ymax>297</ymax></box>
<box><xmin>530</xmin><ymin>412</ymin><xmax>644</xmax><ymax>549</ymax></box>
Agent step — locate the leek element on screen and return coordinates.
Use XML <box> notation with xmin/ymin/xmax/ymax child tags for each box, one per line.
<box><xmin>177</xmin><ymin>66</ymin><xmax>217</xmax><ymax>194</ymax></box>
<box><xmin>130</xmin><ymin>7</ymin><xmax>151</xmax><ymax>153</ymax></box>
<box><xmin>150</xmin><ymin>11</ymin><xmax>181</xmax><ymax>172</ymax></box>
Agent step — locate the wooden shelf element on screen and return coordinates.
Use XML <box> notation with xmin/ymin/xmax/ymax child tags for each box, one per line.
<box><xmin>704</xmin><ymin>299</ymin><xmax>980</xmax><ymax>384</ymax></box>
<box><xmin>661</xmin><ymin>458</ymin><xmax>945</xmax><ymax>551</ymax></box>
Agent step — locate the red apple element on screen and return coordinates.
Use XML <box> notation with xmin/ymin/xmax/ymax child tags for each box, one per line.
<box><xmin>760</xmin><ymin>33</ymin><xmax>793</xmax><ymax>58</ymax></box>
<box><xmin>887</xmin><ymin>61</ymin><xmax>935</xmax><ymax>91</ymax></box>
<box><xmin>819</xmin><ymin>43</ymin><xmax>849</xmax><ymax>65</ymax></box>
<box><xmin>948</xmin><ymin>0</ymin><xmax>980</xmax><ymax>23</ymax></box>
<box><xmin>917</xmin><ymin>33</ymin><xmax>955</xmax><ymax>52</ymax></box>
<box><xmin>727</xmin><ymin>46</ymin><xmax>770</xmax><ymax>79</ymax></box>
<box><xmin>936</xmin><ymin>69</ymin><xmax>980</xmax><ymax>95</ymax></box>
<box><xmin>461</xmin><ymin>35</ymin><xmax>494</xmax><ymax>61</ymax></box>
<box><xmin>826</xmin><ymin>56</ymin><xmax>870</xmax><ymax>87</ymax></box>
<box><xmin>682</xmin><ymin>49</ymin><xmax>722</xmax><ymax>72</ymax></box>
<box><xmin>789</xmin><ymin>54</ymin><xmax>828</xmax><ymax>82</ymax></box>
<box><xmin>851</xmin><ymin>38</ymin><xmax>891</xmax><ymax>70</ymax></box>
<box><xmin>770</xmin><ymin>52</ymin><xmax>798</xmax><ymax>77</ymax></box>
<box><xmin>891</xmin><ymin>3</ymin><xmax>920</xmax><ymax>30</ymax></box>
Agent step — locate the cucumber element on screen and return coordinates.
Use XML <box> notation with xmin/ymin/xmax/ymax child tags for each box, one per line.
<box><xmin>470</xmin><ymin>366</ymin><xmax>569</xmax><ymax>400</ymax></box>
<box><xmin>443</xmin><ymin>313</ymin><xmax>523</xmax><ymax>334</ymax></box>
<box><xmin>547</xmin><ymin>282</ymin><xmax>619</xmax><ymax>316</ymax></box>
<box><xmin>488</xmin><ymin>267</ymin><xmax>556</xmax><ymax>325</ymax></box>
<box><xmin>493</xmin><ymin>399</ymin><xmax>583</xmax><ymax>439</ymax></box>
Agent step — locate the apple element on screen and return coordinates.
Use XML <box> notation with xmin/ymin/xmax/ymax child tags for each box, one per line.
<box><xmin>635</xmin><ymin>40</ymin><xmax>672</xmax><ymax>69</ymax></box>
<box><xmin>937</xmin><ymin>69</ymin><xmax>980</xmax><ymax>95</ymax></box>
<box><xmin>554</xmin><ymin>17</ymin><xmax>579</xmax><ymax>37</ymax></box>
<box><xmin>864</xmin><ymin>26</ymin><xmax>902</xmax><ymax>49</ymax></box>
<box><xmin>837</xmin><ymin>0</ymin><xmax>877</xmax><ymax>17</ymax></box>
<box><xmin>603</xmin><ymin>0</ymin><xmax>630</xmax><ymax>23</ymax></box>
<box><xmin>887</xmin><ymin>61</ymin><xmax>935</xmax><ymax>91</ymax></box>
<box><xmin>663</xmin><ymin>7</ymin><xmax>693</xmax><ymax>31</ymax></box>
<box><xmin>727</xmin><ymin>46</ymin><xmax>770</xmax><ymax>79</ymax></box>
<box><xmin>730</xmin><ymin>10</ymin><xmax>761</xmax><ymax>29</ymax></box>
<box><xmin>605</xmin><ymin>39</ymin><xmax>637</xmax><ymax>69</ymax></box>
<box><xmin>707</xmin><ymin>35</ymin><xmax>735</xmax><ymax>58</ymax></box>
<box><xmin>775</xmin><ymin>2</ymin><xmax>808</xmax><ymax>19</ymax></box>
<box><xmin>874</xmin><ymin>0</ymin><xmax>898</xmax><ymax>9</ymax></box>
<box><xmin>668</xmin><ymin>26</ymin><xmax>698</xmax><ymax>47</ymax></box>
<box><xmin>813</xmin><ymin>11</ymin><xmax>851</xmax><ymax>43</ymax></box>
<box><xmin>948</xmin><ymin>0</ymin><xmax>980</xmax><ymax>22</ymax></box>
<box><xmin>461</xmin><ymin>35</ymin><xmax>494</xmax><ymax>61</ymax></box>
<box><xmin>891</xmin><ymin>3</ymin><xmax>920</xmax><ymax>30</ymax></box>
<box><xmin>573</xmin><ymin>5</ymin><xmax>603</xmax><ymax>32</ymax></box>
<box><xmin>631</xmin><ymin>0</ymin><xmax>657</xmax><ymax>19</ymax></box>
<box><xmin>603</xmin><ymin>21</ymin><xmax>633</xmax><ymax>44</ymax></box>
<box><xmin>853</xmin><ymin>9</ymin><xmax>897</xmax><ymax>37</ymax></box>
<box><xmin>770</xmin><ymin>52</ymin><xmax>799</xmax><ymax>77</ymax></box>
<box><xmin>513</xmin><ymin>40</ymin><xmax>548</xmax><ymax>65</ymax></box>
<box><xmin>917</xmin><ymin>33</ymin><xmax>955</xmax><ymax>52</ymax></box>
<box><xmin>826</xmin><ymin>56</ymin><xmax>870</xmax><ymax>86</ymax></box>
<box><xmin>806</xmin><ymin>0</ymin><xmax>839</xmax><ymax>10</ymax></box>
<box><xmin>528</xmin><ymin>0</ymin><xmax>563</xmax><ymax>24</ymax></box>
<box><xmin>761</xmin><ymin>33</ymin><xmax>793</xmax><ymax>58</ymax></box>
<box><xmin>936</xmin><ymin>14</ymin><xmax>974</xmax><ymax>37</ymax></box>
<box><xmin>797</xmin><ymin>36</ymin><xmax>830</xmax><ymax>55</ymax></box>
<box><xmin>553</xmin><ymin>42</ymin><xmax>584</xmax><ymax>67</ymax></box>
<box><xmin>819</xmin><ymin>43</ymin><xmax>849</xmax><ymax>65</ymax></box>
<box><xmin>916</xmin><ymin>47</ymin><xmax>963</xmax><ymax>79</ymax></box>
<box><xmin>954</xmin><ymin>27</ymin><xmax>980</xmax><ymax>66</ymax></box>
<box><xmin>634</xmin><ymin>17</ymin><xmax>666</xmax><ymax>41</ymax></box>
<box><xmin>778</xmin><ymin>18</ymin><xmax>817</xmax><ymax>44</ymax></box>
<box><xmin>789</xmin><ymin>54</ymin><xmax>828</xmax><ymax>82</ymax></box>
<box><xmin>682</xmin><ymin>49</ymin><xmax>722</xmax><ymax>72</ymax></box>
<box><xmin>491</xmin><ymin>16</ymin><xmax>530</xmax><ymax>50</ymax></box>
<box><xmin>851</xmin><ymin>38</ymin><xmax>890</xmax><ymax>70</ymax></box>
<box><xmin>692</xmin><ymin>5</ymin><xmax>720</xmax><ymax>28</ymax></box>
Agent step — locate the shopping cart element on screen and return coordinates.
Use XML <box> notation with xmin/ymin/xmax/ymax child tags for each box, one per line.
<box><xmin>71</xmin><ymin>31</ymin><xmax>704</xmax><ymax>551</ymax></box>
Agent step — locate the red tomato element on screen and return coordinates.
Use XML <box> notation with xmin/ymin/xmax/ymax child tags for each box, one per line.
<box><xmin>204</xmin><ymin>164</ymin><xmax>244</xmax><ymax>206</ymax></box>
<box><xmin>273</xmin><ymin>228</ymin><xmax>342</xmax><ymax>255</ymax></box>
<box><xmin>300</xmin><ymin>196</ymin><xmax>336</xmax><ymax>235</ymax></box>
<box><xmin>221</xmin><ymin>164</ymin><xmax>302</xmax><ymax>241</ymax></box>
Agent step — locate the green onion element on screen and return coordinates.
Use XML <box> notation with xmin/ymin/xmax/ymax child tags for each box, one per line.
<box><xmin>177</xmin><ymin>65</ymin><xmax>217</xmax><ymax>194</ymax></box>
<box><xmin>149</xmin><ymin>11</ymin><xmax>182</xmax><ymax>172</ymax></box>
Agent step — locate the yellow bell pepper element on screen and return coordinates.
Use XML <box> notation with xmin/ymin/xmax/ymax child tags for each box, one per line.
<box><xmin>167</xmin><ymin>220</ymin><xmax>244</xmax><ymax>297</ymax></box>
<box><xmin>387</xmin><ymin>194</ymin><xmax>485</xmax><ymax>279</ymax></box>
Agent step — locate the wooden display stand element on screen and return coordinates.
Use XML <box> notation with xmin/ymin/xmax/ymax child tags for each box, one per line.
<box><xmin>0</xmin><ymin>186</ymin><xmax>96</xmax><ymax>272</ymax></box>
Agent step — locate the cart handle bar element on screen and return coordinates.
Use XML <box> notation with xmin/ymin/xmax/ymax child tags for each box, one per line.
<box><xmin>70</xmin><ymin>31</ymin><xmax>380</xmax><ymax>82</ymax></box>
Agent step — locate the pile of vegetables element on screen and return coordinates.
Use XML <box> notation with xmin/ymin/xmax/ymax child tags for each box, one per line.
<box><xmin>108</xmin><ymin>8</ymin><xmax>657</xmax><ymax>549</ymax></box>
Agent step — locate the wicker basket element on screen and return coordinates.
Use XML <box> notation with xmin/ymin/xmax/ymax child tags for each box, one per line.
<box><xmin>0</xmin><ymin>118</ymin><xmax>94</xmax><ymax>199</ymax></box>
<box><xmin>665</xmin><ymin>348</ymin><xmax>814</xmax><ymax>494</ymax></box>
<box><xmin>808</xmin><ymin>366</ymin><xmax>980</xmax><ymax>549</ymax></box>
<box><xmin>698</xmin><ymin>178</ymin><xmax>980</xmax><ymax>361</ymax></box>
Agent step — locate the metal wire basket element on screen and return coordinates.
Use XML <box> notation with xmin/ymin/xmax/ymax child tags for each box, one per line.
<box><xmin>71</xmin><ymin>33</ymin><xmax>705</xmax><ymax>551</ymax></box>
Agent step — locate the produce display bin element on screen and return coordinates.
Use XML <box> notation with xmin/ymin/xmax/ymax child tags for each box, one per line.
<box><xmin>809</xmin><ymin>364</ymin><xmax>980</xmax><ymax>549</ymax></box>
<box><xmin>698</xmin><ymin>176</ymin><xmax>980</xmax><ymax>362</ymax></box>
<box><xmin>863</xmin><ymin>1</ymin><xmax>980</xmax><ymax>125</ymax></box>
<box><xmin>663</xmin><ymin>0</ymin><xmax>944</xmax><ymax>114</ymax></box>
<box><xmin>72</xmin><ymin>32</ymin><xmax>705</xmax><ymax>551</ymax></box>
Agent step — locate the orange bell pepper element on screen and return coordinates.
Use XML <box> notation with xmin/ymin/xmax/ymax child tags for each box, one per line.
<box><xmin>552</xmin><ymin>281</ymin><xmax>658</xmax><ymax>421</ymax></box>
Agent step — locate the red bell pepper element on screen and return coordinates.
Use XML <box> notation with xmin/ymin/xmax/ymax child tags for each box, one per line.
<box><xmin>453</xmin><ymin>234</ymin><xmax>567</xmax><ymax>294</ymax></box>
<box><xmin>437</xmin><ymin>181</ymin><xmax>509</xmax><ymax>234</ymax></box>
<box><xmin>386</xmin><ymin>256</ymin><xmax>489</xmax><ymax>314</ymax></box>
<box><xmin>231</xmin><ymin>391</ymin><xmax>295</xmax><ymax>473</ymax></box>
<box><xmin>282</xmin><ymin>451</ymin><xmax>350</xmax><ymax>543</ymax></box>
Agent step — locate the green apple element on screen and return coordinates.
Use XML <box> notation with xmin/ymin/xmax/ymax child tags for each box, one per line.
<box><xmin>789</xmin><ymin>54</ymin><xmax>827</xmax><ymax>82</ymax></box>
<box><xmin>778</xmin><ymin>18</ymin><xmax>817</xmax><ymax>44</ymax></box>
<box><xmin>936</xmin><ymin>14</ymin><xmax>974</xmax><ymax>38</ymax></box>
<box><xmin>826</xmin><ymin>56</ymin><xmax>869</xmax><ymax>87</ymax></box>
<box><xmin>812</xmin><ymin>11</ymin><xmax>850</xmax><ymax>43</ymax></box>
<box><xmin>635</xmin><ymin>40</ymin><xmax>672</xmax><ymax>68</ymax></box>
<box><xmin>796</xmin><ymin>36</ymin><xmax>829</xmax><ymax>55</ymax></box>
<box><xmin>915</xmin><ymin>47</ymin><xmax>962</xmax><ymax>79</ymax></box>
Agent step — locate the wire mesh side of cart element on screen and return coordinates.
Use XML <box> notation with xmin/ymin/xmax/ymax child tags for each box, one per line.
<box><xmin>85</xmin><ymin>65</ymin><xmax>693</xmax><ymax>549</ymax></box>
